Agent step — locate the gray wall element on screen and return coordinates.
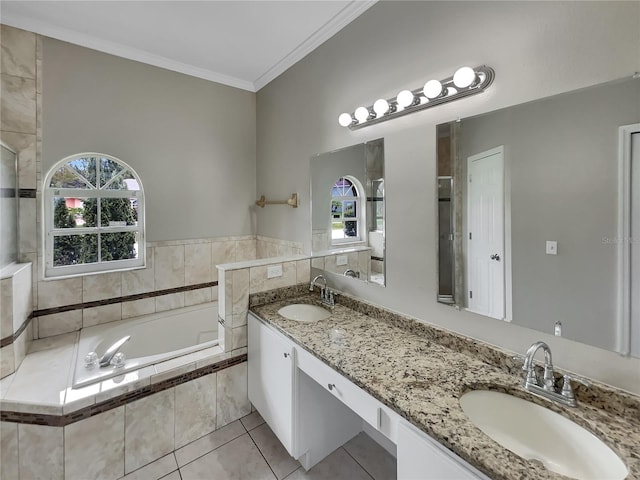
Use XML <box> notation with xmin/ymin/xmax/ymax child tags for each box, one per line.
<box><xmin>460</xmin><ymin>79</ymin><xmax>640</xmax><ymax>351</ymax></box>
<box><xmin>43</xmin><ymin>38</ymin><xmax>256</xmax><ymax>242</ymax></box>
<box><xmin>256</xmin><ymin>1</ymin><xmax>640</xmax><ymax>392</ymax></box>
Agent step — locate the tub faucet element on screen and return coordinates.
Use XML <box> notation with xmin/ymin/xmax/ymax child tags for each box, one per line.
<box><xmin>99</xmin><ymin>335</ymin><xmax>131</xmax><ymax>367</ymax></box>
<box><xmin>343</xmin><ymin>269</ymin><xmax>359</xmax><ymax>278</ymax></box>
<box><xmin>518</xmin><ymin>341</ymin><xmax>591</xmax><ymax>407</ymax></box>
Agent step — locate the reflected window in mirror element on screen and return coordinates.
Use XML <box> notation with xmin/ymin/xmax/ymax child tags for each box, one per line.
<box><xmin>331</xmin><ymin>177</ymin><xmax>363</xmax><ymax>245</ymax></box>
<box><xmin>310</xmin><ymin>138</ymin><xmax>385</xmax><ymax>286</ymax></box>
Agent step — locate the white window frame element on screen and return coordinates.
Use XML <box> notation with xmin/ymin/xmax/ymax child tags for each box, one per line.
<box><xmin>330</xmin><ymin>176</ymin><xmax>365</xmax><ymax>246</ymax></box>
<box><xmin>43</xmin><ymin>153</ymin><xmax>145</xmax><ymax>279</ymax></box>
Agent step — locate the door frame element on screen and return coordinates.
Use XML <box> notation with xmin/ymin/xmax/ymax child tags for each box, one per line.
<box><xmin>617</xmin><ymin>123</ymin><xmax>640</xmax><ymax>355</ymax></box>
<box><xmin>465</xmin><ymin>145</ymin><xmax>512</xmax><ymax>321</ymax></box>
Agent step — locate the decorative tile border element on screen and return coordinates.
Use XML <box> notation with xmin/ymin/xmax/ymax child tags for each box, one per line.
<box><xmin>0</xmin><ymin>312</ymin><xmax>33</xmax><ymax>348</ymax></box>
<box><xmin>0</xmin><ymin>280</ymin><xmax>218</xmax><ymax>347</ymax></box>
<box><xmin>18</xmin><ymin>188</ymin><xmax>36</xmax><ymax>198</ymax></box>
<box><xmin>35</xmin><ymin>281</ymin><xmax>218</xmax><ymax>317</ymax></box>
<box><xmin>0</xmin><ymin>354</ymin><xmax>246</xmax><ymax>426</ymax></box>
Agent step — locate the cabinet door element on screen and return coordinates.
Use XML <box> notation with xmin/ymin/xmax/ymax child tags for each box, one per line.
<box><xmin>397</xmin><ymin>421</ymin><xmax>487</xmax><ymax>480</ymax></box>
<box><xmin>248</xmin><ymin>314</ymin><xmax>296</xmax><ymax>455</ymax></box>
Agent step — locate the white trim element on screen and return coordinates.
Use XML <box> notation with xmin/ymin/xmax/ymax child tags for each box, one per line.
<box><xmin>1</xmin><ymin>12</ymin><xmax>256</xmax><ymax>92</ymax></box>
<box><xmin>43</xmin><ymin>153</ymin><xmax>146</xmax><ymax>279</ymax></box>
<box><xmin>253</xmin><ymin>1</ymin><xmax>377</xmax><ymax>90</ymax></box>
<box><xmin>617</xmin><ymin>123</ymin><xmax>640</xmax><ymax>355</ymax></box>
<box><xmin>3</xmin><ymin>1</ymin><xmax>377</xmax><ymax>92</ymax></box>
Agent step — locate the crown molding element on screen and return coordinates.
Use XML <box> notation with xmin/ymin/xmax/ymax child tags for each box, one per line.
<box><xmin>1</xmin><ymin>12</ymin><xmax>257</xmax><ymax>92</ymax></box>
<box><xmin>2</xmin><ymin>1</ymin><xmax>376</xmax><ymax>92</ymax></box>
<box><xmin>253</xmin><ymin>0</ymin><xmax>377</xmax><ymax>91</ymax></box>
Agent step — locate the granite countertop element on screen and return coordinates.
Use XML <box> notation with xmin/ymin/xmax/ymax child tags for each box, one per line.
<box><xmin>250</xmin><ymin>292</ymin><xmax>640</xmax><ymax>480</ymax></box>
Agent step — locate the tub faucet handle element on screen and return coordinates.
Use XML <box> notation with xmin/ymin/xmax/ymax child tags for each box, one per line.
<box><xmin>99</xmin><ymin>335</ymin><xmax>131</xmax><ymax>368</ymax></box>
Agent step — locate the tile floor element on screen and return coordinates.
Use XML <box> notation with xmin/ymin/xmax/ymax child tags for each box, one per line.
<box><xmin>119</xmin><ymin>411</ymin><xmax>397</xmax><ymax>480</ymax></box>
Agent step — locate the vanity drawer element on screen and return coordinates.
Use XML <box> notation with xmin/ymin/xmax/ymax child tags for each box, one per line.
<box><xmin>296</xmin><ymin>346</ymin><xmax>400</xmax><ymax>441</ymax></box>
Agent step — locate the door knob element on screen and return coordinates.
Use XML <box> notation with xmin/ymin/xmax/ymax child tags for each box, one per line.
<box><xmin>490</xmin><ymin>254</ymin><xmax>501</xmax><ymax>261</ymax></box>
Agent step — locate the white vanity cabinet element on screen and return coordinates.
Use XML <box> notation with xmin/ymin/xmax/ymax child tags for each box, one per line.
<box><xmin>397</xmin><ymin>421</ymin><xmax>489</xmax><ymax>480</ymax></box>
<box><xmin>248</xmin><ymin>313</ymin><xmax>489</xmax><ymax>479</ymax></box>
<box><xmin>247</xmin><ymin>313</ymin><xmax>297</xmax><ymax>456</ymax></box>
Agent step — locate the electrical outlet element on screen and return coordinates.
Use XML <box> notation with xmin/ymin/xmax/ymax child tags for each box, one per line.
<box><xmin>546</xmin><ymin>241</ymin><xmax>558</xmax><ymax>255</ymax></box>
<box><xmin>336</xmin><ymin>255</ymin><xmax>348</xmax><ymax>266</ymax></box>
<box><xmin>267</xmin><ymin>265</ymin><xmax>283</xmax><ymax>278</ymax></box>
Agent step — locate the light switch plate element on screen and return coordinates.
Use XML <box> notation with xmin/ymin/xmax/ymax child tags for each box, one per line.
<box><xmin>546</xmin><ymin>241</ymin><xmax>558</xmax><ymax>255</ymax></box>
<box><xmin>336</xmin><ymin>255</ymin><xmax>348</xmax><ymax>266</ymax></box>
<box><xmin>267</xmin><ymin>265</ymin><xmax>283</xmax><ymax>278</ymax></box>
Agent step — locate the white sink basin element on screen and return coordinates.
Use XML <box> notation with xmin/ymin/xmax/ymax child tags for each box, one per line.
<box><xmin>278</xmin><ymin>304</ymin><xmax>331</xmax><ymax>322</ymax></box>
<box><xmin>459</xmin><ymin>390</ymin><xmax>627</xmax><ymax>480</ymax></box>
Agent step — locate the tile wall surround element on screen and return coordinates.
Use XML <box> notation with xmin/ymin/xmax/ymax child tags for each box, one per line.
<box><xmin>217</xmin><ymin>254</ymin><xmax>311</xmax><ymax>358</ymax></box>
<box><xmin>1</xmin><ymin>357</ymin><xmax>249</xmax><ymax>480</ymax></box>
<box><xmin>0</xmin><ymin>263</ymin><xmax>33</xmax><ymax>378</ymax></box>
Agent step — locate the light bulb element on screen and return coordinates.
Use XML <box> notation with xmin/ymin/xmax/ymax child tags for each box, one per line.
<box><xmin>338</xmin><ymin>113</ymin><xmax>353</xmax><ymax>127</ymax></box>
<box><xmin>373</xmin><ymin>99</ymin><xmax>390</xmax><ymax>116</ymax></box>
<box><xmin>447</xmin><ymin>86</ymin><xmax>458</xmax><ymax>96</ymax></box>
<box><xmin>453</xmin><ymin>66</ymin><xmax>477</xmax><ymax>88</ymax></box>
<box><xmin>423</xmin><ymin>80</ymin><xmax>443</xmax><ymax>99</ymax></box>
<box><xmin>396</xmin><ymin>90</ymin><xmax>414</xmax><ymax>108</ymax></box>
<box><xmin>354</xmin><ymin>107</ymin><xmax>369</xmax><ymax>123</ymax></box>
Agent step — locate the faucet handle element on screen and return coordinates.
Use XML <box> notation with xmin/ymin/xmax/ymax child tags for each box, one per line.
<box><xmin>562</xmin><ymin>373</ymin><xmax>591</xmax><ymax>388</ymax></box>
<box><xmin>561</xmin><ymin>373</ymin><xmax>591</xmax><ymax>401</ymax></box>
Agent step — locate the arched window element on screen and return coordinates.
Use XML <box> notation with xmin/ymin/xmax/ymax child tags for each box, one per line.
<box><xmin>330</xmin><ymin>177</ymin><xmax>363</xmax><ymax>244</ymax></box>
<box><xmin>43</xmin><ymin>153</ymin><xmax>145</xmax><ymax>278</ymax></box>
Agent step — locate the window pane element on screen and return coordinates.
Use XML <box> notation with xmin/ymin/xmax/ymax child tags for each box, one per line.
<box><xmin>53</xmin><ymin>197</ymin><xmax>97</xmax><ymax>228</ymax></box>
<box><xmin>344</xmin><ymin>220</ymin><xmax>357</xmax><ymax>237</ymax></box>
<box><xmin>99</xmin><ymin>157</ymin><xmax>123</xmax><ymax>188</ymax></box>
<box><xmin>49</xmin><ymin>166</ymin><xmax>91</xmax><ymax>189</ymax></box>
<box><xmin>331</xmin><ymin>200</ymin><xmax>342</xmax><ymax>219</ymax></box>
<box><xmin>100</xmin><ymin>198</ymin><xmax>137</xmax><ymax>227</ymax></box>
<box><xmin>105</xmin><ymin>170</ymin><xmax>140</xmax><ymax>190</ymax></box>
<box><xmin>68</xmin><ymin>157</ymin><xmax>97</xmax><ymax>187</ymax></box>
<box><xmin>53</xmin><ymin>234</ymin><xmax>98</xmax><ymax>266</ymax></box>
<box><xmin>343</xmin><ymin>201</ymin><xmax>357</xmax><ymax>219</ymax></box>
<box><xmin>101</xmin><ymin>232</ymin><xmax>138</xmax><ymax>261</ymax></box>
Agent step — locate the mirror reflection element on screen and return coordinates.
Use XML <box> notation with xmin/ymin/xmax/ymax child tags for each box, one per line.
<box><xmin>311</xmin><ymin>139</ymin><xmax>385</xmax><ymax>286</ymax></box>
<box><xmin>437</xmin><ymin>76</ymin><xmax>640</xmax><ymax>356</ymax></box>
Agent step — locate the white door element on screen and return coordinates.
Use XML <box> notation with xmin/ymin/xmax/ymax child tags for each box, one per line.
<box><xmin>631</xmin><ymin>132</ymin><xmax>640</xmax><ymax>356</ymax></box>
<box><xmin>467</xmin><ymin>146</ymin><xmax>505</xmax><ymax>320</ymax></box>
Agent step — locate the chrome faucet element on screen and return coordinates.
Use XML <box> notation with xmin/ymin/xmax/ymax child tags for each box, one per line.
<box><xmin>310</xmin><ymin>274</ymin><xmax>336</xmax><ymax>306</ymax></box>
<box><xmin>523</xmin><ymin>341</ymin><xmax>555</xmax><ymax>391</ymax></box>
<box><xmin>518</xmin><ymin>341</ymin><xmax>591</xmax><ymax>407</ymax></box>
<box><xmin>99</xmin><ymin>335</ymin><xmax>131</xmax><ymax>367</ymax></box>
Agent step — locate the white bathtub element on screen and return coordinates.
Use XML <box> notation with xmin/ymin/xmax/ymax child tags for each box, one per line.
<box><xmin>73</xmin><ymin>302</ymin><xmax>220</xmax><ymax>388</ymax></box>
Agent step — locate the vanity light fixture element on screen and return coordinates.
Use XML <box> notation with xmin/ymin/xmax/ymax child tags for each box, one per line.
<box><xmin>338</xmin><ymin>65</ymin><xmax>495</xmax><ymax>130</ymax></box>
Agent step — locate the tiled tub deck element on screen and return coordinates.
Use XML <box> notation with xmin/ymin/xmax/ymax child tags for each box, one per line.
<box><xmin>0</xmin><ymin>330</ymin><xmax>250</xmax><ymax>480</ymax></box>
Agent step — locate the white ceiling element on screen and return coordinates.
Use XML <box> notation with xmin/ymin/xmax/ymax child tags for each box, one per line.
<box><xmin>1</xmin><ymin>0</ymin><xmax>375</xmax><ymax>91</ymax></box>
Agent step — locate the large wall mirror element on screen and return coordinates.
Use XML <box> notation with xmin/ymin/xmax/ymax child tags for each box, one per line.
<box><xmin>311</xmin><ymin>138</ymin><xmax>385</xmax><ymax>286</ymax></box>
<box><xmin>437</xmin><ymin>76</ymin><xmax>640</xmax><ymax>356</ymax></box>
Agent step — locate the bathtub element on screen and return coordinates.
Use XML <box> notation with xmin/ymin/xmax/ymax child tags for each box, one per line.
<box><xmin>73</xmin><ymin>302</ymin><xmax>219</xmax><ymax>388</ymax></box>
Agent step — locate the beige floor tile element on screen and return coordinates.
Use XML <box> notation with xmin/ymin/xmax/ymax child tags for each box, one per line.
<box><xmin>180</xmin><ymin>433</ymin><xmax>275</xmax><ymax>480</ymax></box>
<box><xmin>175</xmin><ymin>420</ymin><xmax>245</xmax><ymax>467</ymax></box>
<box><xmin>120</xmin><ymin>453</ymin><xmax>178</xmax><ymax>480</ymax></box>
<box><xmin>283</xmin><ymin>448</ymin><xmax>373</xmax><ymax>480</ymax></box>
<box><xmin>343</xmin><ymin>432</ymin><xmax>397</xmax><ymax>480</ymax></box>
<box><xmin>249</xmin><ymin>423</ymin><xmax>300</xmax><ymax>479</ymax></box>
<box><xmin>159</xmin><ymin>471</ymin><xmax>181</xmax><ymax>480</ymax></box>
<box><xmin>240</xmin><ymin>410</ymin><xmax>266</xmax><ymax>431</ymax></box>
